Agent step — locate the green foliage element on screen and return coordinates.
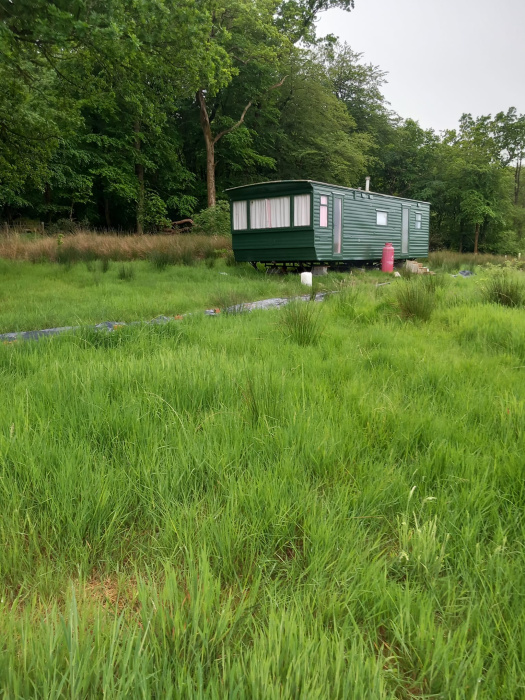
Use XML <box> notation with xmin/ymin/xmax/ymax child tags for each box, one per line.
<box><xmin>0</xmin><ymin>0</ymin><xmax>523</xmax><ymax>255</ymax></box>
<box><xmin>143</xmin><ymin>192</ymin><xmax>171</xmax><ymax>232</ymax></box>
<box><xmin>193</xmin><ymin>201</ymin><xmax>231</xmax><ymax>237</ymax></box>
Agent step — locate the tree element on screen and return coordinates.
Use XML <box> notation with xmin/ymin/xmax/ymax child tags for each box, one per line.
<box><xmin>493</xmin><ymin>108</ymin><xmax>525</xmax><ymax>206</ymax></box>
<box><xmin>271</xmin><ymin>52</ymin><xmax>372</xmax><ymax>184</ymax></box>
<box><xmin>324</xmin><ymin>42</ymin><xmax>391</xmax><ymax>137</ymax></box>
<box><xmin>193</xmin><ymin>0</ymin><xmax>357</xmax><ymax>208</ymax></box>
<box><xmin>0</xmin><ymin>0</ymin><xmax>219</xmax><ymax>230</ymax></box>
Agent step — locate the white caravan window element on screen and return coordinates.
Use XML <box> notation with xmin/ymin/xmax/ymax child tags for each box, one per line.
<box><xmin>376</xmin><ymin>211</ymin><xmax>388</xmax><ymax>226</ymax></box>
<box><xmin>320</xmin><ymin>195</ymin><xmax>329</xmax><ymax>227</ymax></box>
<box><xmin>294</xmin><ymin>194</ymin><xmax>311</xmax><ymax>226</ymax></box>
<box><xmin>250</xmin><ymin>197</ymin><xmax>290</xmax><ymax>229</ymax></box>
<box><xmin>232</xmin><ymin>201</ymin><xmax>247</xmax><ymax>230</ymax></box>
<box><xmin>269</xmin><ymin>196</ymin><xmax>290</xmax><ymax>228</ymax></box>
<box><xmin>250</xmin><ymin>199</ymin><xmax>268</xmax><ymax>229</ymax></box>
<box><xmin>415</xmin><ymin>212</ymin><xmax>422</xmax><ymax>229</ymax></box>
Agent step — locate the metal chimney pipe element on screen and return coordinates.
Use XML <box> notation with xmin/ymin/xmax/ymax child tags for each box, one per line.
<box><xmin>365</xmin><ymin>176</ymin><xmax>371</xmax><ymax>192</ymax></box>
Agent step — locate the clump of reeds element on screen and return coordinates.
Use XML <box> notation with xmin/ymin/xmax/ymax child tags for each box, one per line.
<box><xmin>280</xmin><ymin>300</ymin><xmax>324</xmax><ymax>345</ymax></box>
<box><xmin>394</xmin><ymin>279</ymin><xmax>436</xmax><ymax>321</ymax></box>
<box><xmin>482</xmin><ymin>271</ymin><xmax>525</xmax><ymax>307</ymax></box>
<box><xmin>334</xmin><ymin>284</ymin><xmax>361</xmax><ymax>319</ymax></box>
<box><xmin>420</xmin><ymin>273</ymin><xmax>449</xmax><ymax>294</ymax></box>
<box><xmin>117</xmin><ymin>264</ymin><xmax>135</xmax><ymax>281</ymax></box>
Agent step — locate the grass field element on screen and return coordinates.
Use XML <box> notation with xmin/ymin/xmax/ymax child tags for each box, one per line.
<box><xmin>0</xmin><ymin>259</ymin><xmax>317</xmax><ymax>334</ymax></box>
<box><xmin>1</xmin><ymin>259</ymin><xmax>525</xmax><ymax>697</ymax></box>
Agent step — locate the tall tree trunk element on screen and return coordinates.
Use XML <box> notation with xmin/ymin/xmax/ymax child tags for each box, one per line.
<box><xmin>134</xmin><ymin>120</ymin><xmax>144</xmax><ymax>234</ymax></box>
<box><xmin>196</xmin><ymin>79</ymin><xmax>286</xmax><ymax>209</ymax></box>
<box><xmin>474</xmin><ymin>223</ymin><xmax>480</xmax><ymax>255</ymax></box>
<box><xmin>197</xmin><ymin>90</ymin><xmax>216</xmax><ymax>208</ymax></box>
<box><xmin>515</xmin><ymin>158</ymin><xmax>522</xmax><ymax>205</ymax></box>
<box><xmin>45</xmin><ymin>182</ymin><xmax>52</xmax><ymax>223</ymax></box>
<box><xmin>104</xmin><ymin>196</ymin><xmax>111</xmax><ymax>229</ymax></box>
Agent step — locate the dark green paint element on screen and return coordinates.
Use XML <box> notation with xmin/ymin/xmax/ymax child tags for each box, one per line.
<box><xmin>227</xmin><ymin>180</ymin><xmax>430</xmax><ymax>264</ymax></box>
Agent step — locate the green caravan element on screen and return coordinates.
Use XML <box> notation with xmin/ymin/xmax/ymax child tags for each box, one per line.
<box><xmin>226</xmin><ymin>180</ymin><xmax>430</xmax><ymax>268</ymax></box>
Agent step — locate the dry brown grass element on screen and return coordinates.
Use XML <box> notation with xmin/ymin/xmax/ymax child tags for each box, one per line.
<box><xmin>82</xmin><ymin>573</ymin><xmax>139</xmax><ymax>614</ymax></box>
<box><xmin>0</xmin><ymin>230</ymin><xmax>231</xmax><ymax>263</ymax></box>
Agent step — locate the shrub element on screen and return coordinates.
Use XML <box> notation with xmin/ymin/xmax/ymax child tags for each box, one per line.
<box><xmin>280</xmin><ymin>301</ymin><xmax>324</xmax><ymax>346</ymax></box>
<box><xmin>394</xmin><ymin>280</ymin><xmax>436</xmax><ymax>321</ymax></box>
<box><xmin>48</xmin><ymin>218</ymin><xmax>78</xmax><ymax>235</ymax></box>
<box><xmin>225</xmin><ymin>250</ymin><xmax>240</xmax><ymax>267</ymax></box>
<box><xmin>193</xmin><ymin>201</ymin><xmax>230</xmax><ymax>237</ymax></box>
<box><xmin>143</xmin><ymin>191</ymin><xmax>171</xmax><ymax>231</ymax></box>
<box><xmin>482</xmin><ymin>272</ymin><xmax>525</xmax><ymax>307</ymax></box>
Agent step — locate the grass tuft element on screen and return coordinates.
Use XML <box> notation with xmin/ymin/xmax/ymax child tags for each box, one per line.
<box><xmin>280</xmin><ymin>300</ymin><xmax>324</xmax><ymax>345</ymax></box>
<box><xmin>482</xmin><ymin>271</ymin><xmax>525</xmax><ymax>307</ymax></box>
<box><xmin>117</xmin><ymin>264</ymin><xmax>135</xmax><ymax>281</ymax></box>
<box><xmin>394</xmin><ymin>279</ymin><xmax>436</xmax><ymax>321</ymax></box>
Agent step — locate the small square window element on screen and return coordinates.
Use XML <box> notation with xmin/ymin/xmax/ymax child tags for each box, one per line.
<box><xmin>415</xmin><ymin>212</ymin><xmax>422</xmax><ymax>230</ymax></box>
<box><xmin>376</xmin><ymin>211</ymin><xmax>388</xmax><ymax>226</ymax></box>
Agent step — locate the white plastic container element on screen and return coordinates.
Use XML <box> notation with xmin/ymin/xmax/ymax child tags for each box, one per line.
<box><xmin>300</xmin><ymin>271</ymin><xmax>313</xmax><ymax>287</ymax></box>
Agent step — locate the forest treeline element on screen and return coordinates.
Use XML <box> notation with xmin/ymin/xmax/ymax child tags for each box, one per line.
<box><xmin>1</xmin><ymin>0</ymin><xmax>524</xmax><ymax>253</ymax></box>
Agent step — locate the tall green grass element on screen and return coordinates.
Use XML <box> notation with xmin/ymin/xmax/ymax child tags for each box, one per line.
<box><xmin>0</xmin><ymin>269</ymin><xmax>524</xmax><ymax>696</ymax></box>
<box><xmin>394</xmin><ymin>278</ymin><xmax>436</xmax><ymax>321</ymax></box>
<box><xmin>280</xmin><ymin>300</ymin><xmax>324</xmax><ymax>345</ymax></box>
<box><xmin>482</xmin><ymin>270</ymin><xmax>525</xmax><ymax>307</ymax></box>
<box><xmin>0</xmin><ymin>260</ymin><xmax>310</xmax><ymax>333</ymax></box>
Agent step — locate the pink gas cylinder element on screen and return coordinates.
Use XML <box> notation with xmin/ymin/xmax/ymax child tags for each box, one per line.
<box><xmin>381</xmin><ymin>242</ymin><xmax>394</xmax><ymax>273</ymax></box>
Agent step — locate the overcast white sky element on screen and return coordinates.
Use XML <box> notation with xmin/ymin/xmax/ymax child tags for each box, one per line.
<box><xmin>317</xmin><ymin>0</ymin><xmax>525</xmax><ymax>133</ymax></box>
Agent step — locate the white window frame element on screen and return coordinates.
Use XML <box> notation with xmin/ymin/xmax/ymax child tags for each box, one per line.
<box><xmin>415</xmin><ymin>212</ymin><xmax>422</xmax><ymax>230</ymax></box>
<box><xmin>376</xmin><ymin>211</ymin><xmax>388</xmax><ymax>226</ymax></box>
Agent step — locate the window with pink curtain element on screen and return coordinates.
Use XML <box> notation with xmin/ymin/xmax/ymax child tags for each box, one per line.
<box><xmin>320</xmin><ymin>195</ymin><xmax>328</xmax><ymax>227</ymax></box>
